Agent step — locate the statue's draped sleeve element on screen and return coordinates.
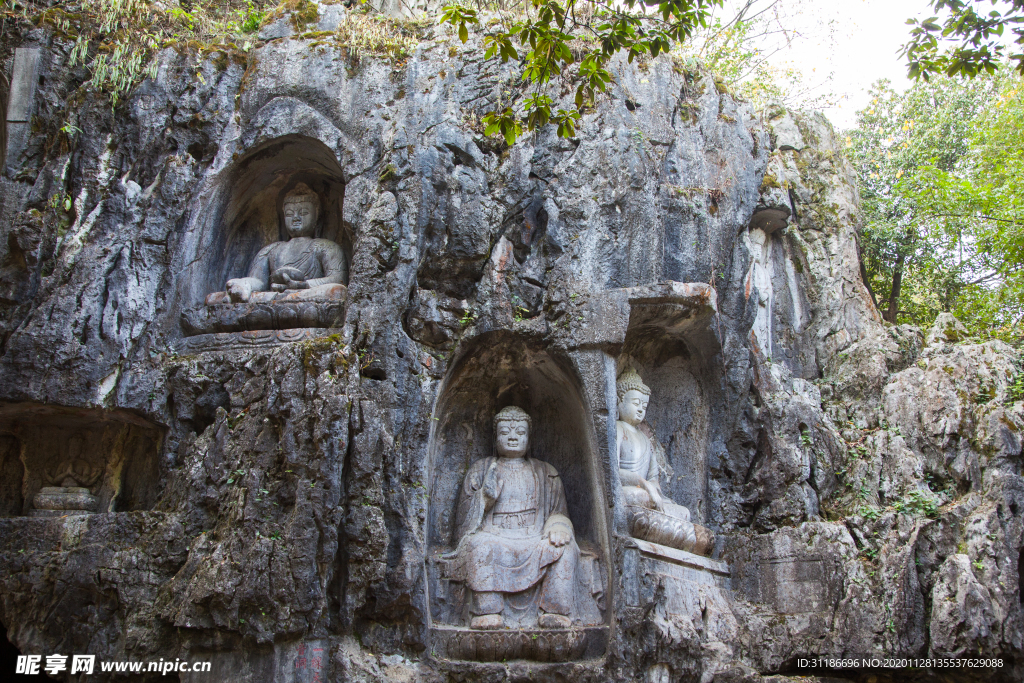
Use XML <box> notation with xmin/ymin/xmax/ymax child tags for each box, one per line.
<box><xmin>454</xmin><ymin>457</ymin><xmax>490</xmax><ymax>544</ymax></box>
<box><xmin>242</xmin><ymin>243</ymin><xmax>276</xmax><ymax>290</ymax></box>
<box><xmin>540</xmin><ymin>460</ymin><xmax>573</xmax><ymax>536</ymax></box>
<box><xmin>639</xmin><ymin>422</ymin><xmax>667</xmax><ymax>485</ymax></box>
<box><xmin>307</xmin><ymin>239</ymin><xmax>347</xmax><ymax>288</ymax></box>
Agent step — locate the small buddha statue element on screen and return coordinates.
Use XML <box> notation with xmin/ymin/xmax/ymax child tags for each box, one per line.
<box><xmin>207</xmin><ymin>184</ymin><xmax>346</xmax><ymax>304</ymax></box>
<box><xmin>445</xmin><ymin>406</ymin><xmax>603</xmax><ymax>630</ymax></box>
<box><xmin>616</xmin><ymin>368</ymin><xmax>710</xmax><ymax>555</ymax></box>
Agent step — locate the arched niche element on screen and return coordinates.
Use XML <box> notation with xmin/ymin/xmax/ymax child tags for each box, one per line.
<box><xmin>618</xmin><ymin>310</ymin><xmax>722</xmax><ymax>526</ymax></box>
<box><xmin>178</xmin><ymin>134</ymin><xmax>349</xmax><ymax>308</ymax></box>
<box><xmin>425</xmin><ymin>332</ymin><xmax>611</xmax><ymax>630</ymax></box>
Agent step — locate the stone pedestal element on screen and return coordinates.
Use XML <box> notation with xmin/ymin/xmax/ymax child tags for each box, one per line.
<box><xmin>181</xmin><ymin>295</ymin><xmax>345</xmax><ymax>336</ymax></box>
<box><xmin>621</xmin><ymin>537</ymin><xmax>737</xmax><ymax>644</ymax></box>
<box><xmin>29</xmin><ymin>486</ymin><xmax>98</xmax><ymax>517</ymax></box>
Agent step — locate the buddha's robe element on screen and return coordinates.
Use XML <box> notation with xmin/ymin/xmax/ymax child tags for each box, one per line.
<box><xmin>449</xmin><ymin>456</ymin><xmax>602</xmax><ymax>625</ymax></box>
<box><xmin>247</xmin><ymin>236</ymin><xmax>345</xmax><ymax>292</ymax></box>
<box><xmin>616</xmin><ymin>421</ymin><xmax>695</xmax><ymax>524</ymax></box>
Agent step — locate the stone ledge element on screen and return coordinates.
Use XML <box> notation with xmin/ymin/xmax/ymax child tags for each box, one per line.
<box><xmin>171</xmin><ymin>327</ymin><xmax>340</xmax><ymax>353</ymax></box>
<box><xmin>429</xmin><ymin>624</ymin><xmax>608</xmax><ymax>662</ymax></box>
<box><xmin>625</xmin><ymin>536</ymin><xmax>731</xmax><ymax>577</ymax></box>
<box><xmin>570</xmin><ymin>280</ymin><xmax>718</xmax><ymax>349</ymax></box>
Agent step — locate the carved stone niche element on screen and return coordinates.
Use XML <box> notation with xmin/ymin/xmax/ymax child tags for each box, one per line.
<box><xmin>174</xmin><ymin>135</ymin><xmax>350</xmax><ymax>352</ymax></box>
<box><xmin>615</xmin><ymin>285</ymin><xmax>723</xmax><ymax>558</ymax></box>
<box><xmin>0</xmin><ymin>403</ymin><xmax>163</xmax><ymax>518</ymax></box>
<box><xmin>425</xmin><ymin>333</ymin><xmax>611</xmax><ymax>663</ymax></box>
<box><xmin>611</xmin><ymin>286</ymin><xmax>739</xmax><ymax>644</ymax></box>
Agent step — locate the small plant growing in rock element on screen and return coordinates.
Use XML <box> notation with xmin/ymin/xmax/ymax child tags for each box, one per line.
<box><xmin>238</xmin><ymin>1</ymin><xmax>265</xmax><ymax>33</ymax></box>
<box><xmin>859</xmin><ymin>505</ymin><xmax>880</xmax><ymax>521</ymax></box>
<box><xmin>894</xmin><ymin>489</ymin><xmax>940</xmax><ymax>517</ymax></box>
<box><xmin>1007</xmin><ymin>373</ymin><xmax>1024</xmax><ymax>403</ymax></box>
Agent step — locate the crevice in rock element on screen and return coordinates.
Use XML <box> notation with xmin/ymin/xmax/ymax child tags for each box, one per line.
<box><xmin>1018</xmin><ymin>547</ymin><xmax>1024</xmax><ymax>605</ymax></box>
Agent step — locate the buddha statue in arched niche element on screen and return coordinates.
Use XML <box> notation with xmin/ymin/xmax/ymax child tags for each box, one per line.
<box><xmin>443</xmin><ymin>406</ymin><xmax>604</xmax><ymax>630</ymax></box>
<box><xmin>206</xmin><ymin>184</ymin><xmax>347</xmax><ymax>305</ymax></box>
<box><xmin>615</xmin><ymin>368</ymin><xmax>714</xmax><ymax>556</ymax></box>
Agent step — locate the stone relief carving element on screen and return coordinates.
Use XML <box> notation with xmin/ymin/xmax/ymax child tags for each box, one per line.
<box><xmin>30</xmin><ymin>437</ymin><xmax>102</xmax><ymax>517</ymax></box>
<box><xmin>616</xmin><ymin>368</ymin><xmax>714</xmax><ymax>556</ymax></box>
<box><xmin>441</xmin><ymin>406</ymin><xmax>604</xmax><ymax>631</ymax></box>
<box><xmin>185</xmin><ymin>184</ymin><xmax>347</xmax><ymax>337</ymax></box>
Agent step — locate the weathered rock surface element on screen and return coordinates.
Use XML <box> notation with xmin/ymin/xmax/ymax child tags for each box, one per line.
<box><xmin>0</xmin><ymin>3</ymin><xmax>1021</xmax><ymax>682</ymax></box>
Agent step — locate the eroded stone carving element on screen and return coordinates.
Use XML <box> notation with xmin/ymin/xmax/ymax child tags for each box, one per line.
<box><xmin>616</xmin><ymin>368</ymin><xmax>714</xmax><ymax>556</ymax></box>
<box><xmin>32</xmin><ymin>443</ymin><xmax>102</xmax><ymax>516</ymax></box>
<box><xmin>30</xmin><ymin>438</ymin><xmax>102</xmax><ymax>517</ymax></box>
<box><xmin>442</xmin><ymin>406</ymin><xmax>603</xmax><ymax>631</ymax></box>
<box><xmin>213</xmin><ymin>184</ymin><xmax>346</xmax><ymax>304</ymax></box>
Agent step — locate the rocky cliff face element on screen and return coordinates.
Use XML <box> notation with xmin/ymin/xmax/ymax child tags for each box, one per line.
<box><xmin>0</xmin><ymin>4</ymin><xmax>1021</xmax><ymax>682</ymax></box>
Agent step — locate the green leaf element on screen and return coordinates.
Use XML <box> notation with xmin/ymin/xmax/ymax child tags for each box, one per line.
<box><xmin>459</xmin><ymin>21</ymin><xmax>468</xmax><ymax>43</ymax></box>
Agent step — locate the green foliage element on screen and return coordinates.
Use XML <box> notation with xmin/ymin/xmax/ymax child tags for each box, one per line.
<box><xmin>441</xmin><ymin>0</ymin><xmax>722</xmax><ymax>145</ymax></box>
<box><xmin>332</xmin><ymin>11</ymin><xmax>426</xmax><ymax>63</ymax></box>
<box><xmin>1007</xmin><ymin>371</ymin><xmax>1024</xmax><ymax>401</ymax></box>
<box><xmin>892</xmin><ymin>489</ymin><xmax>940</xmax><ymax>517</ymax></box>
<box><xmin>848</xmin><ymin>69</ymin><xmax>1024</xmax><ymax>339</ymax></box>
<box><xmin>903</xmin><ymin>0</ymin><xmax>1024</xmax><ymax>80</ymax></box>
<box><xmin>3</xmin><ymin>1</ymin><xmax>277</xmax><ymax>110</ymax></box>
<box><xmin>240</xmin><ymin>1</ymin><xmax>265</xmax><ymax>33</ymax></box>
<box><xmin>859</xmin><ymin>505</ymin><xmax>881</xmax><ymax>521</ymax></box>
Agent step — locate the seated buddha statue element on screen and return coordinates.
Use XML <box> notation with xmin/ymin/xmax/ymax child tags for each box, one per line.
<box><xmin>444</xmin><ymin>406</ymin><xmax>603</xmax><ymax>630</ymax></box>
<box><xmin>206</xmin><ymin>184</ymin><xmax>346</xmax><ymax>305</ymax></box>
<box><xmin>616</xmin><ymin>368</ymin><xmax>712</xmax><ymax>555</ymax></box>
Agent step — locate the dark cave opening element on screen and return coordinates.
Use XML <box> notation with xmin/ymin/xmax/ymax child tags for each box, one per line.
<box><xmin>0</xmin><ymin>623</ymin><xmax>46</xmax><ymax>681</ymax></box>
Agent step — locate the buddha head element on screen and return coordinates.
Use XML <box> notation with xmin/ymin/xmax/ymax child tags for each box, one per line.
<box><xmin>494</xmin><ymin>405</ymin><xmax>531</xmax><ymax>458</ymax></box>
<box><xmin>281</xmin><ymin>184</ymin><xmax>320</xmax><ymax>238</ymax></box>
<box><xmin>616</xmin><ymin>368</ymin><xmax>651</xmax><ymax>426</ymax></box>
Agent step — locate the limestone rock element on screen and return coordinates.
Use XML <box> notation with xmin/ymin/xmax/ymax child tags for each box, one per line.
<box><xmin>0</xmin><ymin>6</ymin><xmax>1021</xmax><ymax>682</ymax></box>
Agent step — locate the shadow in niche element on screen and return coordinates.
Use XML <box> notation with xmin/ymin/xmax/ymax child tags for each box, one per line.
<box><xmin>0</xmin><ymin>403</ymin><xmax>164</xmax><ymax>517</ymax></box>
<box><xmin>179</xmin><ymin>134</ymin><xmax>350</xmax><ymax>309</ymax></box>
<box><xmin>424</xmin><ymin>333</ymin><xmax>610</xmax><ymax>661</ymax></box>
<box><xmin>0</xmin><ymin>622</ymin><xmax>47</xmax><ymax>681</ymax></box>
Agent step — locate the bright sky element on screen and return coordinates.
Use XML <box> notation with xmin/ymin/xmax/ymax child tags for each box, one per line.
<box><xmin>731</xmin><ymin>0</ymin><xmax>933</xmax><ymax>130</ymax></box>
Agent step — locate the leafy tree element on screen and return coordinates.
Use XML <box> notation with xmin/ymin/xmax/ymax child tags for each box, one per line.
<box><xmin>441</xmin><ymin>0</ymin><xmax>722</xmax><ymax>144</ymax></box>
<box><xmin>909</xmin><ymin>72</ymin><xmax>1024</xmax><ymax>334</ymax></box>
<box><xmin>850</xmin><ymin>68</ymin><xmax>1024</xmax><ymax>339</ymax></box>
<box><xmin>903</xmin><ymin>0</ymin><xmax>1024</xmax><ymax>79</ymax></box>
<box><xmin>848</xmin><ymin>75</ymin><xmax>996</xmax><ymax>324</ymax></box>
